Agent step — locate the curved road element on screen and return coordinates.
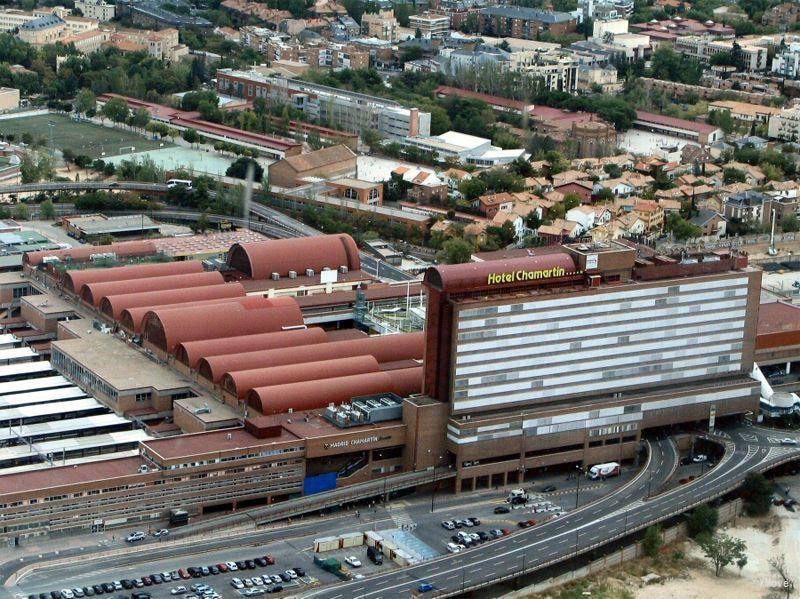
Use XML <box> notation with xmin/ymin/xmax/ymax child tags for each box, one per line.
<box><xmin>301</xmin><ymin>426</ymin><xmax>800</xmax><ymax>598</ymax></box>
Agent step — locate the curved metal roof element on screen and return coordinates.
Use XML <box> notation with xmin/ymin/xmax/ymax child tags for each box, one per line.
<box><xmin>245</xmin><ymin>367</ymin><xmax>422</xmax><ymax>415</ymax></box>
<box><xmin>141</xmin><ymin>297</ymin><xmax>303</xmax><ymax>354</ymax></box>
<box><xmin>100</xmin><ymin>282</ymin><xmax>245</xmax><ymax>320</ymax></box>
<box><xmin>197</xmin><ymin>331</ymin><xmax>424</xmax><ymax>383</ymax></box>
<box><xmin>24</xmin><ymin>241</ymin><xmax>156</xmax><ymax>267</ymax></box>
<box><xmin>227</xmin><ymin>233</ymin><xmax>360</xmax><ymax>279</ymax></box>
<box><xmin>221</xmin><ymin>355</ymin><xmax>380</xmax><ymax>399</ymax></box>
<box><xmin>175</xmin><ymin>327</ymin><xmax>328</xmax><ymax>369</ymax></box>
<box><xmin>81</xmin><ymin>270</ymin><xmax>223</xmax><ymax>306</ymax></box>
<box><xmin>65</xmin><ymin>260</ymin><xmax>203</xmax><ymax>295</ymax></box>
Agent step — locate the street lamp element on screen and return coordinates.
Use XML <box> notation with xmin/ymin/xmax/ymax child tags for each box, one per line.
<box><xmin>575</xmin><ymin>464</ymin><xmax>583</xmax><ymax>509</ymax></box>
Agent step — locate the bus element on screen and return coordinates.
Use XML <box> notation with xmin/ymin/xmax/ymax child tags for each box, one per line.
<box><xmin>166</xmin><ymin>179</ymin><xmax>194</xmax><ymax>190</ymax></box>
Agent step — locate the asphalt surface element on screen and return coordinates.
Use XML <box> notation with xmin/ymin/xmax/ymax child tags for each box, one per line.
<box><xmin>297</xmin><ymin>425</ymin><xmax>800</xmax><ymax>598</ymax></box>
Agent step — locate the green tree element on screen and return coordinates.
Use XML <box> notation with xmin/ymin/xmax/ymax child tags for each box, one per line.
<box><xmin>193</xmin><ymin>211</ymin><xmax>211</xmax><ymax>233</ymax></box>
<box><xmin>129</xmin><ymin>107</ymin><xmax>151</xmax><ymax>130</ymax></box>
<box><xmin>39</xmin><ymin>198</ymin><xmax>56</xmax><ymax>220</ymax></box>
<box><xmin>666</xmin><ymin>213</ymin><xmax>702</xmax><ymax>240</ymax></box>
<box><xmin>741</xmin><ymin>472</ymin><xmax>773</xmax><ymax>516</ymax></box>
<box><xmin>697</xmin><ymin>533</ymin><xmax>747</xmax><ymax>577</ymax></box>
<box><xmin>101</xmin><ymin>97</ymin><xmax>130</xmax><ymax>124</ymax></box>
<box><xmin>74</xmin><ymin>89</ymin><xmax>96</xmax><ymax>116</ymax></box>
<box><xmin>643</xmin><ymin>524</ymin><xmax>663</xmax><ymax>558</ymax></box>
<box><xmin>782</xmin><ymin>213</ymin><xmax>800</xmax><ymax>233</ymax></box>
<box><xmin>439</xmin><ymin>238</ymin><xmax>473</xmax><ymax>264</ymax></box>
<box><xmin>13</xmin><ymin>202</ymin><xmax>29</xmax><ymax>221</ymax></box>
<box><xmin>686</xmin><ymin>504</ymin><xmax>719</xmax><ymax>539</ymax></box>
<box><xmin>98</xmin><ymin>234</ymin><xmax>115</xmax><ymax>245</ymax></box>
<box><xmin>182</xmin><ymin>128</ymin><xmax>202</xmax><ymax>147</ymax></box>
<box><xmin>723</xmin><ymin>168</ymin><xmax>747</xmax><ymax>184</ymax></box>
<box><xmin>226</xmin><ymin>157</ymin><xmax>264</xmax><ymax>181</ymax></box>
<box><xmin>563</xmin><ymin>193</ymin><xmax>581</xmax><ymax>212</ymax></box>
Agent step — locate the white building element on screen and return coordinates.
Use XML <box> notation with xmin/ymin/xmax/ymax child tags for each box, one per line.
<box><xmin>772</xmin><ymin>41</ymin><xmax>800</xmax><ymax>79</ymax></box>
<box><xmin>408</xmin><ymin>12</ymin><xmax>450</xmax><ymax>39</ymax></box>
<box><xmin>401</xmin><ymin>131</ymin><xmax>527</xmax><ymax>167</ymax></box>
<box><xmin>74</xmin><ymin>0</ymin><xmax>115</xmax><ymax>21</ymax></box>
<box><xmin>768</xmin><ymin>105</ymin><xmax>800</xmax><ymax>142</ymax></box>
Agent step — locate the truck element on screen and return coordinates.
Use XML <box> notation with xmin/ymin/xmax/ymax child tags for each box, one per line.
<box><xmin>587</xmin><ymin>462</ymin><xmax>620</xmax><ymax>480</ymax></box>
<box><xmin>314</xmin><ymin>555</ymin><xmax>342</xmax><ymax>573</ymax></box>
<box><xmin>508</xmin><ymin>488</ymin><xmax>529</xmax><ymax>505</ymax></box>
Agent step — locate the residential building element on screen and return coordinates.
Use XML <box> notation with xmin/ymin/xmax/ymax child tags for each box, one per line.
<box><xmin>772</xmin><ymin>40</ymin><xmax>800</xmax><ymax>79</ymax></box>
<box><xmin>476</xmin><ymin>192</ymin><xmax>515</xmax><ymax>219</ymax></box>
<box><xmin>675</xmin><ymin>36</ymin><xmax>769</xmax><ymax>72</ymax></box>
<box><xmin>708</xmin><ymin>100</ymin><xmax>782</xmax><ymax>125</ymax></box>
<box><xmin>690</xmin><ymin>209</ymin><xmax>727</xmax><ymax>237</ymax></box>
<box><xmin>724</xmin><ymin>190</ymin><xmax>768</xmax><ymax>222</ymax></box>
<box><xmin>393</xmin><ymin>166</ymin><xmax>449</xmax><ymax>203</ymax></box>
<box><xmin>576</xmin><ymin>63</ymin><xmax>622</xmax><ymax>94</ymax></box>
<box><xmin>361</xmin><ymin>9</ymin><xmax>398</xmax><ymax>41</ymax></box>
<box><xmin>409</xmin><ymin>12</ymin><xmax>450</xmax><ymax>38</ymax></box>
<box><xmin>762</xmin><ymin>3</ymin><xmax>800</xmax><ymax>30</ymax></box>
<box><xmin>632</xmin><ymin>199</ymin><xmax>664</xmax><ymax>232</ymax></box>
<box><xmin>74</xmin><ymin>0</ymin><xmax>115</xmax><ymax>21</ymax></box>
<box><xmin>269</xmin><ymin>145</ymin><xmax>357</xmax><ymax>188</ymax></box>
<box><xmin>216</xmin><ymin>70</ymin><xmax>432</xmax><ymax>139</ymax></box>
<box><xmin>768</xmin><ymin>105</ymin><xmax>800</xmax><ymax>142</ymax></box>
<box><xmin>17</xmin><ymin>14</ymin><xmax>67</xmax><ymax>45</ymax></box>
<box><xmin>478</xmin><ymin>6</ymin><xmax>577</xmax><ymax>40</ymax></box>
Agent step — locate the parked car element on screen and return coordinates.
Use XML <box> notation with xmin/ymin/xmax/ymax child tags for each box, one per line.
<box><xmin>692</xmin><ymin>454</ymin><xmax>708</xmax><ymax>463</ymax></box>
<box><xmin>446</xmin><ymin>542</ymin><xmax>463</xmax><ymax>553</ymax></box>
<box><xmin>170</xmin><ymin>587</ymin><xmax>187</xmax><ymax>595</ymax></box>
<box><xmin>293</xmin><ymin>567</ymin><xmax>306</xmax><ymax>577</ymax></box>
<box><xmin>441</xmin><ymin>520</ymin><xmax>456</xmax><ymax>530</ymax></box>
<box><xmin>153</xmin><ymin>529</ymin><xmax>170</xmax><ymax>538</ymax></box>
<box><xmin>468</xmin><ymin>517</ymin><xmax>480</xmax><ymax>526</ymax></box>
<box><xmin>781</xmin><ymin>438</ymin><xmax>798</xmax><ymax>445</ymax></box>
<box><xmin>125</xmin><ymin>532</ymin><xmax>145</xmax><ymax>543</ymax></box>
<box><xmin>344</xmin><ymin>556</ymin><xmax>362</xmax><ymax>568</ymax></box>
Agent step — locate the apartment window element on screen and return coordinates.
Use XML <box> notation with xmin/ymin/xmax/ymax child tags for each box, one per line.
<box><xmin>135</xmin><ymin>391</ymin><xmax>152</xmax><ymax>403</ymax></box>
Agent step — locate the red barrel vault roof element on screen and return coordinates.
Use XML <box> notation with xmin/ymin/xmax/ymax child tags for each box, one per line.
<box><xmin>227</xmin><ymin>233</ymin><xmax>360</xmax><ymax>279</ymax></box>
<box><xmin>245</xmin><ymin>367</ymin><xmax>422</xmax><ymax>415</ymax></box>
<box><xmin>64</xmin><ymin>260</ymin><xmax>203</xmax><ymax>295</ymax></box>
<box><xmin>81</xmin><ymin>271</ymin><xmax>223</xmax><ymax>306</ymax></box>
<box><xmin>24</xmin><ymin>241</ymin><xmax>157</xmax><ymax>267</ymax></box>
<box><xmin>175</xmin><ymin>327</ymin><xmax>328</xmax><ymax>369</ymax></box>
<box><xmin>197</xmin><ymin>331</ymin><xmax>424</xmax><ymax>383</ymax></box>
<box><xmin>142</xmin><ymin>296</ymin><xmax>303</xmax><ymax>354</ymax></box>
<box><xmin>100</xmin><ymin>282</ymin><xmax>245</xmax><ymax>320</ymax></box>
<box><xmin>222</xmin><ymin>355</ymin><xmax>380</xmax><ymax>399</ymax></box>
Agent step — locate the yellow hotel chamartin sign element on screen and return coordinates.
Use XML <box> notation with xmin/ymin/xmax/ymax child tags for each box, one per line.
<box><xmin>487</xmin><ymin>266</ymin><xmax>567</xmax><ymax>285</ymax></box>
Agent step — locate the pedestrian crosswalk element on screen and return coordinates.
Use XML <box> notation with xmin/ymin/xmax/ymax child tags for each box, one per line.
<box><xmin>388</xmin><ymin>506</ymin><xmax>415</xmax><ymax>529</ymax></box>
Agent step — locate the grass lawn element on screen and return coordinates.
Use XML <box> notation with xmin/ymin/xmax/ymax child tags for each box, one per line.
<box><xmin>2</xmin><ymin>113</ymin><xmax>173</xmax><ymax>159</ymax></box>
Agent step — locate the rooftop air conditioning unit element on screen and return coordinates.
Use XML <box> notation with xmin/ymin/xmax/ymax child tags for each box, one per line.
<box><xmin>271</xmin><ymin>272</ymin><xmax>280</xmax><ymax>280</ymax></box>
<box><xmin>305</xmin><ymin>268</ymin><xmax>315</xmax><ymax>277</ymax></box>
<box><xmin>138</xmin><ymin>465</ymin><xmax>149</xmax><ymax>473</ymax></box>
<box><xmin>288</xmin><ymin>270</ymin><xmax>297</xmax><ymax>279</ymax></box>
<box><xmin>339</xmin><ymin>266</ymin><xmax>348</xmax><ymax>274</ymax></box>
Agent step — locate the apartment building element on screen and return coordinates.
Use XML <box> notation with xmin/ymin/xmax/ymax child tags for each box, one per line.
<box><xmin>361</xmin><ymin>9</ymin><xmax>398</xmax><ymax>41</ymax></box>
<box><xmin>409</xmin><ymin>11</ymin><xmax>450</xmax><ymax>39</ymax></box>
<box><xmin>108</xmin><ymin>28</ymin><xmax>187</xmax><ymax>62</ymax></box>
<box><xmin>478</xmin><ymin>6</ymin><xmax>577</xmax><ymax>40</ymax></box>
<box><xmin>675</xmin><ymin>36</ymin><xmax>769</xmax><ymax>72</ymax></box>
<box><xmin>768</xmin><ymin>105</ymin><xmax>800</xmax><ymax>141</ymax></box>
<box><xmin>74</xmin><ymin>0</ymin><xmax>115</xmax><ymax>21</ymax></box>
<box><xmin>216</xmin><ymin>69</ymin><xmax>431</xmax><ymax>139</ymax></box>
<box><xmin>773</xmin><ymin>40</ymin><xmax>800</xmax><ymax>78</ymax></box>
<box><xmin>708</xmin><ymin>100</ymin><xmax>782</xmax><ymax>125</ymax></box>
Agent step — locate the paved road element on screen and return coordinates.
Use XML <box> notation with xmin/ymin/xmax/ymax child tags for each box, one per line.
<box><xmin>0</xmin><ymin>182</ymin><xmax>169</xmax><ymax>195</ymax></box>
<box><xmin>299</xmin><ymin>426</ymin><xmax>800</xmax><ymax>598</ymax></box>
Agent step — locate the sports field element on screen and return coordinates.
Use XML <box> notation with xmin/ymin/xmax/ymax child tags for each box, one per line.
<box><xmin>2</xmin><ymin>113</ymin><xmax>172</xmax><ymax>158</ymax></box>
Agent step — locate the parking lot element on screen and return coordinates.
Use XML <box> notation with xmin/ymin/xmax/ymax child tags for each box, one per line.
<box><xmin>13</xmin><ymin>466</ymin><xmax>640</xmax><ymax>599</ymax></box>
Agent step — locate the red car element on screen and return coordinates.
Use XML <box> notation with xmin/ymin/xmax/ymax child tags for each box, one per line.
<box><xmin>265</xmin><ymin>555</ymin><xmax>276</xmax><ymax>565</ymax></box>
<box><xmin>178</xmin><ymin>568</ymin><xmax>191</xmax><ymax>579</ymax></box>
<box><xmin>501</xmin><ymin>528</ymin><xmax>511</xmax><ymax>536</ymax></box>
<box><xmin>217</xmin><ymin>563</ymin><xmax>228</xmax><ymax>573</ymax></box>
<box><xmin>526</xmin><ymin>519</ymin><xmax>537</xmax><ymax>527</ymax></box>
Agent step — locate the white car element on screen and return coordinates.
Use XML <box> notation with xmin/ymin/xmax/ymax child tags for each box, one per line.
<box><xmin>170</xmin><ymin>587</ymin><xmax>187</xmax><ymax>595</ymax></box>
<box><xmin>345</xmin><ymin>556</ymin><xmax>362</xmax><ymax>568</ymax></box>
<box><xmin>61</xmin><ymin>591</ymin><xmax>74</xmax><ymax>599</ymax></box>
<box><xmin>226</xmin><ymin>561</ymin><xmax>239</xmax><ymax>571</ymax></box>
<box><xmin>230</xmin><ymin>579</ymin><xmax>244</xmax><ymax>589</ymax></box>
<box><xmin>446</xmin><ymin>542</ymin><xmax>463</xmax><ymax>553</ymax></box>
<box><xmin>461</xmin><ymin>519</ymin><xmax>473</xmax><ymax>527</ymax></box>
<box><xmin>284</xmin><ymin>570</ymin><xmax>298</xmax><ymax>580</ymax></box>
<box><xmin>441</xmin><ymin>520</ymin><xmax>455</xmax><ymax>530</ymax></box>
<box><xmin>250</xmin><ymin>577</ymin><xmax>263</xmax><ymax>586</ymax></box>
<box><xmin>270</xmin><ymin>575</ymin><xmax>282</xmax><ymax>584</ymax></box>
<box><xmin>153</xmin><ymin>528</ymin><xmax>170</xmax><ymax>537</ymax></box>
<box><xmin>781</xmin><ymin>438</ymin><xmax>798</xmax><ymax>445</ymax></box>
<box><xmin>353</xmin><ymin>574</ymin><xmax>365</xmax><ymax>580</ymax></box>
<box><xmin>692</xmin><ymin>454</ymin><xmax>708</xmax><ymax>463</ymax></box>
<box><xmin>125</xmin><ymin>531</ymin><xmax>145</xmax><ymax>543</ymax></box>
